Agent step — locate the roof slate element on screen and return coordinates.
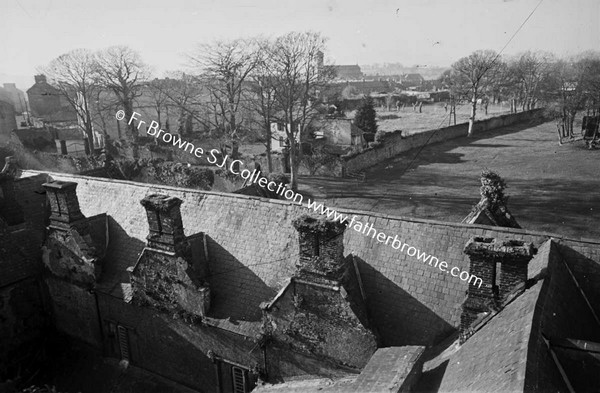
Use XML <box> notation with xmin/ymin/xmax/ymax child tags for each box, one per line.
<box><xmin>22</xmin><ymin>171</ymin><xmax>600</xmax><ymax>349</ymax></box>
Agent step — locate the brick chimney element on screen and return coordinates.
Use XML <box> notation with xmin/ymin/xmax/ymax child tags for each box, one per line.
<box><xmin>43</xmin><ymin>181</ymin><xmax>85</xmax><ymax>228</ymax></box>
<box><xmin>34</xmin><ymin>74</ymin><xmax>47</xmax><ymax>84</ymax></box>
<box><xmin>460</xmin><ymin>237</ymin><xmax>535</xmax><ymax>341</ymax></box>
<box><xmin>292</xmin><ymin>215</ymin><xmax>346</xmax><ymax>283</ymax></box>
<box><xmin>140</xmin><ymin>194</ymin><xmax>185</xmax><ymax>253</ymax></box>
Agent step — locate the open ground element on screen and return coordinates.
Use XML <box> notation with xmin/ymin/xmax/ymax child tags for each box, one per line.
<box><xmin>369</xmin><ymin>102</ymin><xmax>511</xmax><ymax>134</ymax></box>
<box><xmin>298</xmin><ymin>119</ymin><xmax>600</xmax><ymax>240</ymax></box>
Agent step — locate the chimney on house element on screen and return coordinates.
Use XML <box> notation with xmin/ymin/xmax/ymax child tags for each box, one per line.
<box><xmin>140</xmin><ymin>194</ymin><xmax>185</xmax><ymax>253</ymax></box>
<box><xmin>43</xmin><ymin>181</ymin><xmax>85</xmax><ymax>228</ymax></box>
<box><xmin>34</xmin><ymin>74</ymin><xmax>47</xmax><ymax>84</ymax></box>
<box><xmin>460</xmin><ymin>237</ymin><xmax>535</xmax><ymax>342</ymax></box>
<box><xmin>292</xmin><ymin>215</ymin><xmax>346</xmax><ymax>283</ymax></box>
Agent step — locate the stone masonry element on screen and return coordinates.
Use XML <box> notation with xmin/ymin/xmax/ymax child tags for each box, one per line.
<box><xmin>130</xmin><ymin>194</ymin><xmax>211</xmax><ymax>318</ymax></box>
<box><xmin>460</xmin><ymin>237</ymin><xmax>535</xmax><ymax>341</ymax></box>
<box><xmin>262</xmin><ymin>215</ymin><xmax>378</xmax><ymax>370</ymax></box>
<box><xmin>42</xmin><ymin>181</ymin><xmax>107</xmax><ymax>286</ymax></box>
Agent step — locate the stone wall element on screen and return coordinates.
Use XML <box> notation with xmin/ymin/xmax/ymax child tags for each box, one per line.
<box><xmin>344</xmin><ymin>108</ymin><xmax>547</xmax><ymax>173</ymax></box>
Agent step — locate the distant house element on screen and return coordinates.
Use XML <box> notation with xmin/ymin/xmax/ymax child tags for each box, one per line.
<box><xmin>341</xmin><ymin>80</ymin><xmax>397</xmax><ymax>96</ymax></box>
<box><xmin>26</xmin><ymin>75</ymin><xmax>77</xmax><ymax>126</ymax></box>
<box><xmin>0</xmin><ymin>83</ymin><xmax>27</xmax><ymax>113</ymax></box>
<box><xmin>0</xmin><ymin>100</ymin><xmax>17</xmax><ymax>140</ymax></box>
<box><xmin>333</xmin><ymin>65</ymin><xmax>363</xmax><ymax>81</ymax></box>
<box><xmin>11</xmin><ymin>127</ymin><xmax>91</xmax><ymax>156</ymax></box>
<box><xmin>270</xmin><ymin>121</ymin><xmax>301</xmax><ymax>153</ymax></box>
<box><xmin>311</xmin><ymin>118</ymin><xmax>366</xmax><ymax>149</ymax></box>
<box><xmin>401</xmin><ymin>73</ymin><xmax>425</xmax><ymax>87</ymax></box>
<box><xmin>271</xmin><ymin>117</ymin><xmax>365</xmax><ymax>153</ymax></box>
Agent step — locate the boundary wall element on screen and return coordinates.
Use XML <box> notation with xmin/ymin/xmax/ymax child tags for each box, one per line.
<box><xmin>344</xmin><ymin>108</ymin><xmax>547</xmax><ymax>173</ymax></box>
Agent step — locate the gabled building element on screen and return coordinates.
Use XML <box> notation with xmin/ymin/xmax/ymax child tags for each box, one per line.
<box><xmin>26</xmin><ymin>75</ymin><xmax>77</xmax><ymax>127</ymax></box>
<box><xmin>2</xmin><ymin>168</ymin><xmax>600</xmax><ymax>392</ymax></box>
<box><xmin>401</xmin><ymin>73</ymin><xmax>425</xmax><ymax>88</ymax></box>
<box><xmin>333</xmin><ymin>65</ymin><xmax>363</xmax><ymax>81</ymax></box>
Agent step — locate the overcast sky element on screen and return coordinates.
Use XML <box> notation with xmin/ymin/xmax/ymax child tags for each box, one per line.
<box><xmin>1</xmin><ymin>0</ymin><xmax>599</xmax><ymax>89</ymax></box>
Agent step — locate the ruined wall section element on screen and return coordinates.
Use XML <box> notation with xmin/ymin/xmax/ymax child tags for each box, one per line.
<box><xmin>130</xmin><ymin>242</ymin><xmax>210</xmax><ymax>319</ymax></box>
<box><xmin>266</xmin><ymin>279</ymin><xmax>377</xmax><ymax>370</ymax></box>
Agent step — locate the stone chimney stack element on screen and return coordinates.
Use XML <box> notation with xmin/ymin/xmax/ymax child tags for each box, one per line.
<box><xmin>43</xmin><ymin>181</ymin><xmax>85</xmax><ymax>228</ymax></box>
<box><xmin>140</xmin><ymin>194</ymin><xmax>185</xmax><ymax>253</ymax></box>
<box><xmin>34</xmin><ymin>74</ymin><xmax>47</xmax><ymax>84</ymax></box>
<box><xmin>460</xmin><ymin>237</ymin><xmax>535</xmax><ymax>341</ymax></box>
<box><xmin>292</xmin><ymin>215</ymin><xmax>346</xmax><ymax>283</ymax></box>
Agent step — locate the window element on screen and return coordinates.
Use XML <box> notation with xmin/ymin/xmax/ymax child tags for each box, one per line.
<box><xmin>214</xmin><ymin>358</ymin><xmax>256</xmax><ymax>393</ymax></box>
<box><xmin>231</xmin><ymin>366</ymin><xmax>247</xmax><ymax>393</ymax></box>
<box><xmin>104</xmin><ymin>321</ymin><xmax>132</xmax><ymax>362</ymax></box>
<box><xmin>313</xmin><ymin>234</ymin><xmax>320</xmax><ymax>256</ymax></box>
<box><xmin>117</xmin><ymin>325</ymin><xmax>130</xmax><ymax>361</ymax></box>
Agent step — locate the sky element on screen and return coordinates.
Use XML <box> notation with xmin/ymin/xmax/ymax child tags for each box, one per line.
<box><xmin>1</xmin><ymin>0</ymin><xmax>599</xmax><ymax>89</ymax></box>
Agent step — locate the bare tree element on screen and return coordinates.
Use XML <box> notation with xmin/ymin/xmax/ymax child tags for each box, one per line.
<box><xmin>244</xmin><ymin>38</ymin><xmax>280</xmax><ymax>172</ymax></box>
<box><xmin>268</xmin><ymin>31</ymin><xmax>335</xmax><ymax>189</ymax></box>
<box><xmin>146</xmin><ymin>78</ymin><xmax>172</xmax><ymax>130</ymax></box>
<box><xmin>451</xmin><ymin>50</ymin><xmax>503</xmax><ymax>136</ymax></box>
<box><xmin>547</xmin><ymin>53</ymin><xmax>600</xmax><ymax>139</ymax></box>
<box><xmin>152</xmin><ymin>72</ymin><xmax>208</xmax><ymax>136</ymax></box>
<box><xmin>188</xmin><ymin>39</ymin><xmax>260</xmax><ymax>162</ymax></box>
<box><xmin>95</xmin><ymin>46</ymin><xmax>149</xmax><ymax>143</ymax></box>
<box><xmin>506</xmin><ymin>51</ymin><xmax>555</xmax><ymax>112</ymax></box>
<box><xmin>42</xmin><ymin>49</ymin><xmax>98</xmax><ymax>154</ymax></box>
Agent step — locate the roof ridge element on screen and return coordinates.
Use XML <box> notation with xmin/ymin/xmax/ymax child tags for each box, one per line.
<box><xmin>24</xmin><ymin>170</ymin><xmax>600</xmax><ymax>245</ymax></box>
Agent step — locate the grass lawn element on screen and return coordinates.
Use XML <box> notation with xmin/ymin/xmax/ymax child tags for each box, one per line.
<box><xmin>374</xmin><ymin>102</ymin><xmax>512</xmax><ymax>134</ymax></box>
<box><xmin>298</xmin><ymin>119</ymin><xmax>600</xmax><ymax>240</ymax></box>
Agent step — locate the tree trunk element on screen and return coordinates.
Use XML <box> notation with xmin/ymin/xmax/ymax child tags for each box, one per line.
<box><xmin>265</xmin><ymin>124</ymin><xmax>273</xmax><ymax>172</ymax></box>
<box><xmin>123</xmin><ymin>100</ymin><xmax>137</xmax><ymax>142</ymax></box>
<box><xmin>468</xmin><ymin>91</ymin><xmax>477</xmax><ymax>137</ymax></box>
<box><xmin>289</xmin><ymin>142</ymin><xmax>298</xmax><ymax>190</ymax></box>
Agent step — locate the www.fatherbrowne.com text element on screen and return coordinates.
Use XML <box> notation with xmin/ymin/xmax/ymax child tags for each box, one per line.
<box><xmin>118</xmin><ymin>110</ymin><xmax>482</xmax><ymax>288</ymax></box>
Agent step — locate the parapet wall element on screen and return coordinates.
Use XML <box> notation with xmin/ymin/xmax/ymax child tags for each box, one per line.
<box><xmin>344</xmin><ymin>108</ymin><xmax>547</xmax><ymax>173</ymax></box>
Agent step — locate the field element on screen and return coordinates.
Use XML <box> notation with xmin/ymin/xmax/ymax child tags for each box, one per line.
<box><xmin>298</xmin><ymin>119</ymin><xmax>600</xmax><ymax>240</ymax></box>
<box><xmin>372</xmin><ymin>102</ymin><xmax>512</xmax><ymax>134</ymax></box>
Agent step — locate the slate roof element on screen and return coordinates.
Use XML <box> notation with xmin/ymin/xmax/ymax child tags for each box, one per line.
<box><xmin>416</xmin><ymin>239</ymin><xmax>600</xmax><ymax>392</ymax></box>
<box><xmin>0</xmin><ymin>222</ymin><xmax>40</xmax><ymax>288</ymax></box>
<box><xmin>255</xmin><ymin>346</ymin><xmax>425</xmax><ymax>392</ymax></box>
<box><xmin>17</xmin><ymin>171</ymin><xmax>600</xmax><ymax>360</ymax></box>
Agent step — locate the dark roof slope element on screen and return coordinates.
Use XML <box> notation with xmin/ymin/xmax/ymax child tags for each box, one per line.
<box><xmin>0</xmin><ymin>221</ymin><xmax>40</xmax><ymax>287</ymax></box>
<box><xmin>418</xmin><ymin>239</ymin><xmax>600</xmax><ymax>392</ymax></box>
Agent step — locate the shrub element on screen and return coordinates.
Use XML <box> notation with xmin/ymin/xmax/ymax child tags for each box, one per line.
<box><xmin>354</xmin><ymin>96</ymin><xmax>378</xmax><ymax>134</ymax></box>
